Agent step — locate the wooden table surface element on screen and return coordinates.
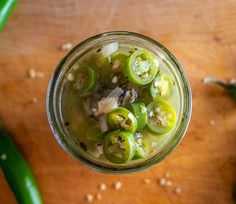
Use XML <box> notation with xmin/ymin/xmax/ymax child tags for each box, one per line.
<box><xmin>0</xmin><ymin>0</ymin><xmax>235</xmax><ymax>203</ymax></box>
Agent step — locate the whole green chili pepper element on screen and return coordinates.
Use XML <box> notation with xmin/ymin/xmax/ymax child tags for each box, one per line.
<box><xmin>0</xmin><ymin>0</ymin><xmax>18</xmax><ymax>31</ymax></box>
<box><xmin>0</xmin><ymin>122</ymin><xmax>43</xmax><ymax>204</ymax></box>
<box><xmin>202</xmin><ymin>77</ymin><xmax>236</xmax><ymax>102</ymax></box>
<box><xmin>233</xmin><ymin>182</ymin><xmax>236</xmax><ymax>204</ymax></box>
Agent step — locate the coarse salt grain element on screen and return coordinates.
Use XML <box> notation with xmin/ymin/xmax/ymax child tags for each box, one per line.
<box><xmin>96</xmin><ymin>193</ymin><xmax>102</xmax><ymax>200</ymax></box>
<box><xmin>112</xmin><ymin>76</ymin><xmax>118</xmax><ymax>84</ymax></box>
<box><xmin>85</xmin><ymin>194</ymin><xmax>93</xmax><ymax>202</ymax></box>
<box><xmin>175</xmin><ymin>187</ymin><xmax>181</xmax><ymax>194</ymax></box>
<box><xmin>61</xmin><ymin>43</ymin><xmax>73</xmax><ymax>50</ymax></box>
<box><xmin>0</xmin><ymin>153</ymin><xmax>7</xmax><ymax>160</ymax></box>
<box><xmin>28</xmin><ymin>69</ymin><xmax>37</xmax><ymax>78</ymax></box>
<box><xmin>99</xmin><ymin>183</ymin><xmax>106</xmax><ymax>191</ymax></box>
<box><xmin>114</xmin><ymin>181</ymin><xmax>122</xmax><ymax>190</ymax></box>
<box><xmin>27</xmin><ymin>69</ymin><xmax>44</xmax><ymax>78</ymax></box>
<box><xmin>36</xmin><ymin>71</ymin><xmax>44</xmax><ymax>78</ymax></box>
<box><xmin>32</xmin><ymin>97</ymin><xmax>38</xmax><ymax>103</ymax></box>
<box><xmin>159</xmin><ymin>178</ymin><xmax>167</xmax><ymax>186</ymax></box>
<box><xmin>209</xmin><ymin>120</ymin><xmax>215</xmax><ymax>125</ymax></box>
<box><xmin>67</xmin><ymin>73</ymin><xmax>74</xmax><ymax>81</ymax></box>
<box><xmin>144</xmin><ymin>178</ymin><xmax>151</xmax><ymax>184</ymax></box>
<box><xmin>166</xmin><ymin>180</ymin><xmax>172</xmax><ymax>187</ymax></box>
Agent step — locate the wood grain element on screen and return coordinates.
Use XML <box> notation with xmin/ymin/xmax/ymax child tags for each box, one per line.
<box><xmin>0</xmin><ymin>0</ymin><xmax>235</xmax><ymax>203</ymax></box>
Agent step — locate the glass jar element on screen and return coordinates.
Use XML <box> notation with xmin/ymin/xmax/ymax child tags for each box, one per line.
<box><xmin>46</xmin><ymin>31</ymin><xmax>192</xmax><ymax>174</ymax></box>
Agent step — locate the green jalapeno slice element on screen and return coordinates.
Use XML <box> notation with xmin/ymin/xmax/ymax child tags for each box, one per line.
<box><xmin>130</xmin><ymin>103</ymin><xmax>148</xmax><ymax>130</ymax></box>
<box><xmin>103</xmin><ymin>130</ymin><xmax>136</xmax><ymax>164</ymax></box>
<box><xmin>73</xmin><ymin>67</ymin><xmax>98</xmax><ymax>97</ymax></box>
<box><xmin>149</xmin><ymin>71</ymin><xmax>173</xmax><ymax>100</ymax></box>
<box><xmin>107</xmin><ymin>107</ymin><xmax>137</xmax><ymax>133</ymax></box>
<box><xmin>147</xmin><ymin>101</ymin><xmax>176</xmax><ymax>134</ymax></box>
<box><xmin>124</xmin><ymin>50</ymin><xmax>158</xmax><ymax>86</ymax></box>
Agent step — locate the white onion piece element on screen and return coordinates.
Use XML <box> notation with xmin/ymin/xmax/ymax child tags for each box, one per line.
<box><xmin>82</xmin><ymin>98</ymin><xmax>92</xmax><ymax>116</ymax></box>
<box><xmin>98</xmin><ymin>97</ymin><xmax>118</xmax><ymax>114</ymax></box>
<box><xmin>95</xmin><ymin>144</ymin><xmax>103</xmax><ymax>155</ymax></box>
<box><xmin>101</xmin><ymin>42</ymin><xmax>119</xmax><ymax>58</ymax></box>
<box><xmin>87</xmin><ymin>144</ymin><xmax>103</xmax><ymax>158</ymax></box>
<box><xmin>99</xmin><ymin>115</ymin><xmax>109</xmax><ymax>133</ymax></box>
<box><xmin>87</xmin><ymin>148</ymin><xmax>101</xmax><ymax>159</ymax></box>
<box><xmin>121</xmin><ymin>90</ymin><xmax>131</xmax><ymax>106</ymax></box>
<box><xmin>107</xmin><ymin>87</ymin><xmax>124</xmax><ymax>98</ymax></box>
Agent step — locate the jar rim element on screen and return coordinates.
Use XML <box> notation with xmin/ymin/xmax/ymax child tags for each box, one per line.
<box><xmin>46</xmin><ymin>31</ymin><xmax>192</xmax><ymax>174</ymax></box>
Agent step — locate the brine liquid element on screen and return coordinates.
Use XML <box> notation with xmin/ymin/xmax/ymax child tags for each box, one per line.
<box><xmin>60</xmin><ymin>43</ymin><xmax>181</xmax><ymax>165</ymax></box>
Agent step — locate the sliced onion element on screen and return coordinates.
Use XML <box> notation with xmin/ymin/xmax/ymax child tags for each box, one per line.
<box><xmin>82</xmin><ymin>98</ymin><xmax>92</xmax><ymax>116</ymax></box>
<box><xmin>95</xmin><ymin>144</ymin><xmax>103</xmax><ymax>155</ymax></box>
<box><xmin>87</xmin><ymin>147</ymin><xmax>102</xmax><ymax>158</ymax></box>
<box><xmin>87</xmin><ymin>143</ymin><xmax>103</xmax><ymax>158</ymax></box>
<box><xmin>107</xmin><ymin>87</ymin><xmax>124</xmax><ymax>98</ymax></box>
<box><xmin>99</xmin><ymin>115</ymin><xmax>109</xmax><ymax>133</ymax></box>
<box><xmin>121</xmin><ymin>90</ymin><xmax>131</xmax><ymax>106</ymax></box>
<box><xmin>98</xmin><ymin>97</ymin><xmax>118</xmax><ymax>114</ymax></box>
<box><xmin>101</xmin><ymin>42</ymin><xmax>119</xmax><ymax>58</ymax></box>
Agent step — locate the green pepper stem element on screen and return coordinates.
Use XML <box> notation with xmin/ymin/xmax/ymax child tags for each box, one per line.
<box><xmin>202</xmin><ymin>77</ymin><xmax>228</xmax><ymax>88</ymax></box>
<box><xmin>202</xmin><ymin>76</ymin><xmax>236</xmax><ymax>102</ymax></box>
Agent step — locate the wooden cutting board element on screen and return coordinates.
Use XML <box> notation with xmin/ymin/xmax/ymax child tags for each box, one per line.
<box><xmin>0</xmin><ymin>0</ymin><xmax>235</xmax><ymax>203</ymax></box>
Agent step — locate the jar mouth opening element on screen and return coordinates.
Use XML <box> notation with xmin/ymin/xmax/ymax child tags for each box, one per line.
<box><xmin>46</xmin><ymin>31</ymin><xmax>192</xmax><ymax>174</ymax></box>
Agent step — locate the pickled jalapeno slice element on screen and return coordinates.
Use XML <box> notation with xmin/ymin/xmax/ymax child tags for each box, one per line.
<box><xmin>124</xmin><ymin>50</ymin><xmax>158</xmax><ymax>86</ymax></box>
<box><xmin>73</xmin><ymin>67</ymin><xmax>98</xmax><ymax>97</ymax></box>
<box><xmin>103</xmin><ymin>130</ymin><xmax>136</xmax><ymax>164</ymax></box>
<box><xmin>147</xmin><ymin>101</ymin><xmax>176</xmax><ymax>134</ymax></box>
<box><xmin>107</xmin><ymin>107</ymin><xmax>137</xmax><ymax>133</ymax></box>
<box><xmin>110</xmin><ymin>53</ymin><xmax>128</xmax><ymax>70</ymax></box>
<box><xmin>149</xmin><ymin>71</ymin><xmax>173</xmax><ymax>100</ymax></box>
<box><xmin>130</xmin><ymin>102</ymin><xmax>148</xmax><ymax>130</ymax></box>
<box><xmin>109</xmin><ymin>53</ymin><xmax>129</xmax><ymax>83</ymax></box>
